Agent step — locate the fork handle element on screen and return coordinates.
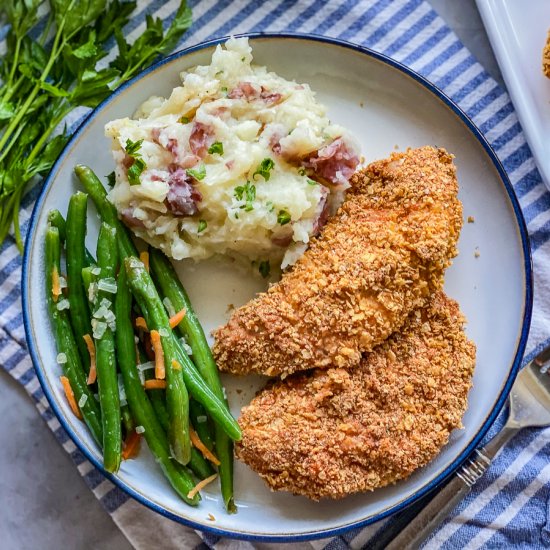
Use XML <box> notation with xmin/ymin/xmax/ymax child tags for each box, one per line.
<box><xmin>386</xmin><ymin>426</ymin><xmax>519</xmax><ymax>550</ymax></box>
<box><xmin>385</xmin><ymin>474</ymin><xmax>472</xmax><ymax>550</ymax></box>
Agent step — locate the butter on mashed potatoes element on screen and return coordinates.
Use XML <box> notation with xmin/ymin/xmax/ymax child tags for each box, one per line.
<box><xmin>105</xmin><ymin>37</ymin><xmax>360</xmax><ymax>271</ymax></box>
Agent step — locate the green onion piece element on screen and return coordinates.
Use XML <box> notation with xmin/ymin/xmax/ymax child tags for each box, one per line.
<box><xmin>253</xmin><ymin>158</ymin><xmax>275</xmax><ymax>181</ymax></box>
<box><xmin>277</xmin><ymin>210</ymin><xmax>291</xmax><ymax>226</ymax></box>
<box><xmin>208</xmin><ymin>141</ymin><xmax>223</xmax><ymax>155</ymax></box>
<box><xmin>186</xmin><ymin>164</ymin><xmax>206</xmax><ymax>181</ymax></box>
<box><xmin>234</xmin><ymin>181</ymin><xmax>256</xmax><ymax>211</ymax></box>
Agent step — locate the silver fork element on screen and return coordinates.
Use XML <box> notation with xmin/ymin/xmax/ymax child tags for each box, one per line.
<box><xmin>386</xmin><ymin>344</ymin><xmax>550</xmax><ymax>550</ymax></box>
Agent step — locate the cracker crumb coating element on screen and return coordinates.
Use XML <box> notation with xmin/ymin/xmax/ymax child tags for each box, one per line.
<box><xmin>544</xmin><ymin>30</ymin><xmax>550</xmax><ymax>78</ymax></box>
<box><xmin>213</xmin><ymin>146</ymin><xmax>463</xmax><ymax>377</ymax></box>
<box><xmin>235</xmin><ymin>292</ymin><xmax>476</xmax><ymax>500</ymax></box>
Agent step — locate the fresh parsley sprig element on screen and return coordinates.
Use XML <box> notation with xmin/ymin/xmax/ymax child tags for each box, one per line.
<box><xmin>0</xmin><ymin>0</ymin><xmax>193</xmax><ymax>252</ymax></box>
<box><xmin>124</xmin><ymin>139</ymin><xmax>146</xmax><ymax>185</ymax></box>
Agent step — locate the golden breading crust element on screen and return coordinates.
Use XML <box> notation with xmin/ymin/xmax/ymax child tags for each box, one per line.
<box><xmin>235</xmin><ymin>292</ymin><xmax>476</xmax><ymax>500</ymax></box>
<box><xmin>213</xmin><ymin>146</ymin><xmax>463</xmax><ymax>377</ymax></box>
<box><xmin>544</xmin><ymin>30</ymin><xmax>550</xmax><ymax>78</ymax></box>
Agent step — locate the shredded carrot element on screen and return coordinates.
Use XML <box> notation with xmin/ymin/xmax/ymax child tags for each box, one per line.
<box><xmin>83</xmin><ymin>334</ymin><xmax>96</xmax><ymax>384</ymax></box>
<box><xmin>135</xmin><ymin>316</ymin><xmax>149</xmax><ymax>332</ymax></box>
<box><xmin>150</xmin><ymin>329</ymin><xmax>165</xmax><ymax>379</ymax></box>
<box><xmin>52</xmin><ymin>268</ymin><xmax>61</xmax><ymax>302</ymax></box>
<box><xmin>169</xmin><ymin>308</ymin><xmax>186</xmax><ymax>329</ymax></box>
<box><xmin>171</xmin><ymin>359</ymin><xmax>182</xmax><ymax>371</ymax></box>
<box><xmin>140</xmin><ymin>251</ymin><xmax>149</xmax><ymax>272</ymax></box>
<box><xmin>144</xmin><ymin>379</ymin><xmax>167</xmax><ymax>390</ymax></box>
<box><xmin>187</xmin><ymin>473</ymin><xmax>218</xmax><ymax>500</ymax></box>
<box><xmin>122</xmin><ymin>431</ymin><xmax>141</xmax><ymax>460</ymax></box>
<box><xmin>60</xmin><ymin>376</ymin><xmax>82</xmax><ymax>419</ymax></box>
<box><xmin>190</xmin><ymin>427</ymin><xmax>220</xmax><ymax>466</ymax></box>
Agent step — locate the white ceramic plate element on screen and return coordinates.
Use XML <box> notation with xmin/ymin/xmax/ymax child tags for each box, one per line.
<box><xmin>23</xmin><ymin>34</ymin><xmax>532</xmax><ymax>541</ymax></box>
<box><xmin>476</xmin><ymin>0</ymin><xmax>550</xmax><ymax>188</ymax></box>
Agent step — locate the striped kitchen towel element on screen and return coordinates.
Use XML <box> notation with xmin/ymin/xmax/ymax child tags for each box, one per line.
<box><xmin>2</xmin><ymin>0</ymin><xmax>550</xmax><ymax>548</ymax></box>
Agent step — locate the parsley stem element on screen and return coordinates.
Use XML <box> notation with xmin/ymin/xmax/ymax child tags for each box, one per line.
<box><xmin>5</xmin><ymin>36</ymin><xmax>22</xmax><ymax>92</ymax></box>
<box><xmin>26</xmin><ymin>106</ymin><xmax>72</xmax><ymax>167</ymax></box>
<box><xmin>0</xmin><ymin>120</ymin><xmax>26</xmax><ymax>165</ymax></box>
<box><xmin>0</xmin><ymin>188</ymin><xmax>24</xmax><ymax>245</ymax></box>
<box><xmin>2</xmin><ymin>74</ymin><xmax>25</xmax><ymax>104</ymax></box>
<box><xmin>11</xmin><ymin>185</ymin><xmax>24</xmax><ymax>254</ymax></box>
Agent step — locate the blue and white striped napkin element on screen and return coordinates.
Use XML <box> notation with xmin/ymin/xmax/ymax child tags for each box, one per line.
<box><xmin>2</xmin><ymin>0</ymin><xmax>550</xmax><ymax>548</ymax></box>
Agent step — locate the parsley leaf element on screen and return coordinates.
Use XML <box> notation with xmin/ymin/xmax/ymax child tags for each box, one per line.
<box><xmin>125</xmin><ymin>138</ymin><xmax>143</xmax><ymax>156</ymax></box>
<box><xmin>208</xmin><ymin>141</ymin><xmax>224</xmax><ymax>155</ymax></box>
<box><xmin>124</xmin><ymin>139</ymin><xmax>146</xmax><ymax>185</ymax></box>
<box><xmin>234</xmin><ymin>181</ymin><xmax>256</xmax><ymax>211</ymax></box>
<box><xmin>127</xmin><ymin>159</ymin><xmax>146</xmax><ymax>186</ymax></box>
<box><xmin>197</xmin><ymin>219</ymin><xmax>207</xmax><ymax>233</ymax></box>
<box><xmin>106</xmin><ymin>171</ymin><xmax>116</xmax><ymax>188</ymax></box>
<box><xmin>277</xmin><ymin>210</ymin><xmax>291</xmax><ymax>226</ymax></box>
<box><xmin>259</xmin><ymin>260</ymin><xmax>270</xmax><ymax>278</ymax></box>
<box><xmin>307</xmin><ymin>178</ymin><xmax>318</xmax><ymax>186</ymax></box>
<box><xmin>253</xmin><ymin>158</ymin><xmax>275</xmax><ymax>181</ymax></box>
<box><xmin>111</xmin><ymin>3</ymin><xmax>192</xmax><ymax>82</ymax></box>
<box><xmin>178</xmin><ymin>116</ymin><xmax>190</xmax><ymax>124</ymax></box>
<box><xmin>186</xmin><ymin>164</ymin><xmax>206</xmax><ymax>181</ymax></box>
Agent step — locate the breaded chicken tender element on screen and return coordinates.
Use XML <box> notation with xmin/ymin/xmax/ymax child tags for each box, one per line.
<box><xmin>544</xmin><ymin>30</ymin><xmax>550</xmax><ymax>78</ymax></box>
<box><xmin>213</xmin><ymin>146</ymin><xmax>463</xmax><ymax>377</ymax></box>
<box><xmin>235</xmin><ymin>292</ymin><xmax>475</xmax><ymax>500</ymax></box>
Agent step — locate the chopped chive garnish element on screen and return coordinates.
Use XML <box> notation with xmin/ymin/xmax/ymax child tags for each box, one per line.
<box><xmin>186</xmin><ymin>164</ymin><xmax>206</xmax><ymax>181</ymax></box>
<box><xmin>253</xmin><ymin>158</ymin><xmax>275</xmax><ymax>181</ymax></box>
<box><xmin>208</xmin><ymin>141</ymin><xmax>223</xmax><ymax>155</ymax></box>
<box><xmin>277</xmin><ymin>210</ymin><xmax>291</xmax><ymax>226</ymax></box>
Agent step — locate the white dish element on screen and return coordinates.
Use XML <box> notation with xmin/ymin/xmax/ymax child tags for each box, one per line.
<box><xmin>476</xmin><ymin>0</ymin><xmax>550</xmax><ymax>188</ymax></box>
<box><xmin>22</xmin><ymin>34</ymin><xmax>532</xmax><ymax>541</ymax></box>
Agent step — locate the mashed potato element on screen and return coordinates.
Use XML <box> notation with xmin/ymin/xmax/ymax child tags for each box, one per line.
<box><xmin>105</xmin><ymin>37</ymin><xmax>360</xmax><ymax>272</ymax></box>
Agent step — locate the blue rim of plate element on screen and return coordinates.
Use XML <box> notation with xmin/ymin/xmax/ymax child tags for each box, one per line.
<box><xmin>22</xmin><ymin>32</ymin><xmax>533</xmax><ymax>542</ymax></box>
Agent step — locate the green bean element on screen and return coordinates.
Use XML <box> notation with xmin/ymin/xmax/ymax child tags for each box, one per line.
<box><xmin>130</xmin><ymin>271</ymin><xmax>192</xmax><ymax>466</ymax></box>
<box><xmin>47</xmin><ymin>210</ymin><xmax>66</xmax><ymax>242</ymax></box>
<box><xmin>66</xmin><ymin>192</ymin><xmax>93</xmax><ymax>368</ymax></box>
<box><xmin>115</xmin><ymin>266</ymin><xmax>199</xmax><ymax>505</ymax></box>
<box><xmin>138</xmin><ymin>346</ymin><xmax>169</xmax><ymax>428</ymax></box>
<box><xmin>189</xmin><ymin>400</ymin><xmax>214</xmax><ymax>452</ymax></box>
<box><xmin>81</xmin><ymin>267</ymin><xmax>95</xmax><ymax>298</ymax></box>
<box><xmin>74</xmin><ymin>165</ymin><xmax>137</xmax><ymax>259</ymax></box>
<box><xmin>45</xmin><ymin>224</ymin><xmax>102</xmax><ymax>445</ymax></box>
<box><xmin>125</xmin><ymin>257</ymin><xmax>241</xmax><ymax>441</ymax></box>
<box><xmin>150</xmin><ymin>249</ymin><xmax>236</xmax><ymax>512</ymax></box>
<box><xmin>94</xmin><ymin>223</ymin><xmax>121</xmax><ymax>473</ymax></box>
<box><xmin>121</xmin><ymin>405</ymin><xmax>134</xmax><ymax>437</ymax></box>
<box><xmin>142</xmin><ymin>362</ymin><xmax>212</xmax><ymax>479</ymax></box>
<box><xmin>49</xmin><ymin>208</ymin><xmax>95</xmax><ymax>266</ymax></box>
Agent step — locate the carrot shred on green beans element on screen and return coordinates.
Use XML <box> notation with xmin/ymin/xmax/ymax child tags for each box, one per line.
<box><xmin>60</xmin><ymin>376</ymin><xmax>82</xmax><ymax>419</ymax></box>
